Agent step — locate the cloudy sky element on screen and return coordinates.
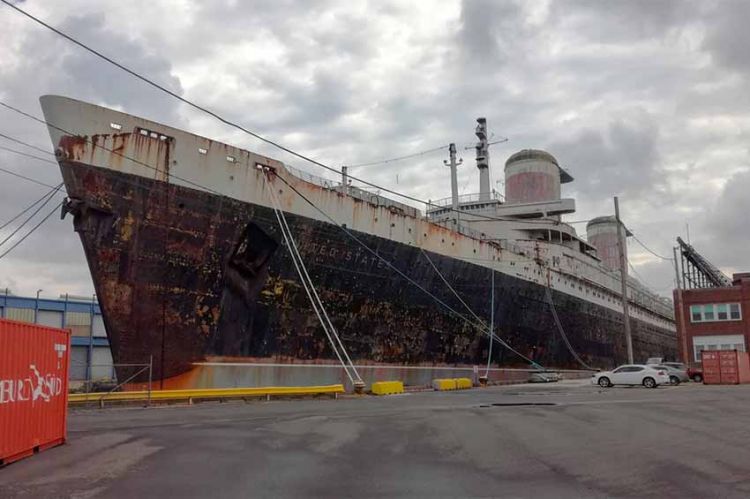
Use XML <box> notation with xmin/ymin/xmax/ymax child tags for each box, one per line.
<box><xmin>0</xmin><ymin>0</ymin><xmax>748</xmax><ymax>300</ymax></box>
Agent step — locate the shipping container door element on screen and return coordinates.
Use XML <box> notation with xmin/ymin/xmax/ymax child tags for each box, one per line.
<box><xmin>701</xmin><ymin>351</ymin><xmax>721</xmax><ymax>384</ymax></box>
<box><xmin>719</xmin><ymin>351</ymin><xmax>739</xmax><ymax>384</ymax></box>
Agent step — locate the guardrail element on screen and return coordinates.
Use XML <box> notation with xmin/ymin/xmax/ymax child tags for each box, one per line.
<box><xmin>68</xmin><ymin>384</ymin><xmax>345</xmax><ymax>407</ymax></box>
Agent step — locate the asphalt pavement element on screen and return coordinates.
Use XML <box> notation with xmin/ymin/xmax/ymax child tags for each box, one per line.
<box><xmin>2</xmin><ymin>379</ymin><xmax>750</xmax><ymax>498</ymax></box>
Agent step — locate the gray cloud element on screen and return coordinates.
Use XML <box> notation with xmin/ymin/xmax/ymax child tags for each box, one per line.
<box><xmin>547</xmin><ymin>111</ymin><xmax>664</xmax><ymax>202</ymax></box>
<box><xmin>549</xmin><ymin>0</ymin><xmax>699</xmax><ymax>43</ymax></box>
<box><xmin>699</xmin><ymin>169</ymin><xmax>750</xmax><ymax>270</ymax></box>
<box><xmin>458</xmin><ymin>0</ymin><xmax>525</xmax><ymax>66</ymax></box>
<box><xmin>702</xmin><ymin>0</ymin><xmax>750</xmax><ymax>74</ymax></box>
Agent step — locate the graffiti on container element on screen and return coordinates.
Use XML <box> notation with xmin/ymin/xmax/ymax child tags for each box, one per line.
<box><xmin>0</xmin><ymin>365</ymin><xmax>64</xmax><ymax>405</ymax></box>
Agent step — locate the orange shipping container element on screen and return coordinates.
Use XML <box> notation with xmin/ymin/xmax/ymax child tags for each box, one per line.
<box><xmin>701</xmin><ymin>350</ymin><xmax>750</xmax><ymax>385</ymax></box>
<box><xmin>0</xmin><ymin>318</ymin><xmax>70</xmax><ymax>466</ymax></box>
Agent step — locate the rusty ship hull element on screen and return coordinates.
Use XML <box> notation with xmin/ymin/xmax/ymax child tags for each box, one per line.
<box><xmin>41</xmin><ymin>95</ymin><xmax>678</xmax><ymax>384</ymax></box>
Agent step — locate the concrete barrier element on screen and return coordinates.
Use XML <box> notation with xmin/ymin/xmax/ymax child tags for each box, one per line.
<box><xmin>370</xmin><ymin>381</ymin><xmax>404</xmax><ymax>395</ymax></box>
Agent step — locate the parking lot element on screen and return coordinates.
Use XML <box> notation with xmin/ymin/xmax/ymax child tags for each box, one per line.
<box><xmin>2</xmin><ymin>380</ymin><xmax>750</xmax><ymax>498</ymax></box>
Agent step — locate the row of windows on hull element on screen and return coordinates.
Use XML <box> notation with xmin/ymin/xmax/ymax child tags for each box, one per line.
<box><xmin>690</xmin><ymin>303</ymin><xmax>742</xmax><ymax>323</ymax></box>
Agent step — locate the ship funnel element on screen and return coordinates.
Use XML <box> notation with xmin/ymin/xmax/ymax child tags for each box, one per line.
<box><xmin>504</xmin><ymin>149</ymin><xmax>562</xmax><ymax>205</ymax></box>
<box><xmin>586</xmin><ymin>216</ymin><xmax>630</xmax><ymax>271</ymax></box>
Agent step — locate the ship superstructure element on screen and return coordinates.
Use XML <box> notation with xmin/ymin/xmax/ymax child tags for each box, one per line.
<box><xmin>40</xmin><ymin>96</ymin><xmax>677</xmax><ymax>383</ymax></box>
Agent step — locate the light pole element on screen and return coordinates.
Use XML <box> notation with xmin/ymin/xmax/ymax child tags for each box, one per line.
<box><xmin>34</xmin><ymin>289</ymin><xmax>42</xmax><ymax>323</ymax></box>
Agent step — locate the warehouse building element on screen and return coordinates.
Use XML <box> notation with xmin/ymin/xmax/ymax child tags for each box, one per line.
<box><xmin>0</xmin><ymin>290</ymin><xmax>114</xmax><ymax>384</ymax></box>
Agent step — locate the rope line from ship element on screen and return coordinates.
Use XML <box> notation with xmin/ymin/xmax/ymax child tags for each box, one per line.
<box><xmin>0</xmin><ymin>198</ymin><xmax>64</xmax><ymax>261</ymax></box>
<box><xmin>0</xmin><ymin>182</ymin><xmax>61</xmax><ymax>231</ymax></box>
<box><xmin>0</xmin><ymin>164</ymin><xmax>59</xmax><ymax>189</ymax></box>
<box><xmin>262</xmin><ymin>171</ymin><xmax>363</xmax><ymax>386</ymax></box>
<box><xmin>0</xmin><ymin>143</ymin><xmax>58</xmax><ymax>165</ymax></box>
<box><xmin>420</xmin><ymin>247</ymin><xmax>532</xmax><ymax>376</ymax></box>
<box><xmin>629</xmin><ymin>232</ymin><xmax>674</xmax><ymax>261</ymax></box>
<box><xmin>270</xmin><ymin>170</ymin><xmax>544</xmax><ymax>370</ymax></box>
<box><xmin>542</xmin><ymin>275</ymin><xmax>597</xmax><ymax>371</ymax></box>
<box><xmin>0</xmin><ymin>181</ymin><xmax>63</xmax><ymax>250</ymax></box>
<box><xmin>418</xmin><ymin>248</ymin><xmax>541</xmax><ymax>371</ymax></box>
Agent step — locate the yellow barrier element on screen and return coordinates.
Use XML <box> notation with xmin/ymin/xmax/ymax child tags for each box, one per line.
<box><xmin>432</xmin><ymin>378</ymin><xmax>473</xmax><ymax>391</ymax></box>
<box><xmin>68</xmin><ymin>384</ymin><xmax>345</xmax><ymax>404</ymax></box>
<box><xmin>455</xmin><ymin>378</ymin><xmax>473</xmax><ymax>389</ymax></box>
<box><xmin>371</xmin><ymin>380</ymin><xmax>404</xmax><ymax>395</ymax></box>
<box><xmin>432</xmin><ymin>378</ymin><xmax>458</xmax><ymax>391</ymax></box>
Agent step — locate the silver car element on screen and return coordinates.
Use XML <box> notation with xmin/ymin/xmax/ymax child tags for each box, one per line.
<box><xmin>652</xmin><ymin>364</ymin><xmax>689</xmax><ymax>385</ymax></box>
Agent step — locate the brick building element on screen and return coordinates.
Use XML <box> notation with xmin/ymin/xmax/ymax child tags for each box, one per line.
<box><xmin>674</xmin><ymin>273</ymin><xmax>750</xmax><ymax>365</ymax></box>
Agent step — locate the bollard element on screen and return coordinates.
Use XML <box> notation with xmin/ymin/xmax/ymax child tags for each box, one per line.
<box><xmin>353</xmin><ymin>380</ymin><xmax>366</xmax><ymax>394</ymax></box>
<box><xmin>478</xmin><ymin>376</ymin><xmax>488</xmax><ymax>387</ymax></box>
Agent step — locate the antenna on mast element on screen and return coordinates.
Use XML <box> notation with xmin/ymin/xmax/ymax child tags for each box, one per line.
<box><xmin>444</xmin><ymin>143</ymin><xmax>463</xmax><ymax>224</ymax></box>
<box><xmin>475</xmin><ymin>118</ymin><xmax>491</xmax><ymax>201</ymax></box>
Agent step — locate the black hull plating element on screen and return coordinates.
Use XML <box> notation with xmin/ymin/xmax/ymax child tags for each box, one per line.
<box><xmin>60</xmin><ymin>161</ymin><xmax>678</xmax><ymax>381</ymax></box>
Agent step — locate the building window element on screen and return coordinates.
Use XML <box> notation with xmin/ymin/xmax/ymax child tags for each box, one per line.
<box><xmin>690</xmin><ymin>303</ymin><xmax>742</xmax><ymax>322</ymax></box>
<box><xmin>703</xmin><ymin>304</ymin><xmax>715</xmax><ymax>321</ymax></box>
<box><xmin>694</xmin><ymin>345</ymin><xmax>704</xmax><ymax>362</ymax></box>
<box><xmin>730</xmin><ymin>303</ymin><xmax>741</xmax><ymax>320</ymax></box>
<box><xmin>716</xmin><ymin>304</ymin><xmax>728</xmax><ymax>320</ymax></box>
<box><xmin>690</xmin><ymin>305</ymin><xmax>702</xmax><ymax>322</ymax></box>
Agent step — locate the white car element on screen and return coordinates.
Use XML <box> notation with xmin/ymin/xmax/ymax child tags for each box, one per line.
<box><xmin>592</xmin><ymin>364</ymin><xmax>670</xmax><ymax>388</ymax></box>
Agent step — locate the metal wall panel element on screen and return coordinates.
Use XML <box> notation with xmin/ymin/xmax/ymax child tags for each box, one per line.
<box><xmin>37</xmin><ymin>310</ymin><xmax>63</xmax><ymax>328</ymax></box>
<box><xmin>91</xmin><ymin>347</ymin><xmax>114</xmax><ymax>381</ymax></box>
<box><xmin>69</xmin><ymin>347</ymin><xmax>88</xmax><ymax>380</ymax></box>
<box><xmin>4</xmin><ymin>308</ymin><xmax>34</xmax><ymax>323</ymax></box>
<box><xmin>92</xmin><ymin>315</ymin><xmax>106</xmax><ymax>338</ymax></box>
<box><xmin>65</xmin><ymin>312</ymin><xmax>91</xmax><ymax>337</ymax></box>
<box><xmin>64</xmin><ymin>311</ymin><xmax>91</xmax><ymax>325</ymax></box>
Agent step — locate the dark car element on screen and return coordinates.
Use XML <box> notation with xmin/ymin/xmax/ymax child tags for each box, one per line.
<box><xmin>663</xmin><ymin>362</ymin><xmax>702</xmax><ymax>382</ymax></box>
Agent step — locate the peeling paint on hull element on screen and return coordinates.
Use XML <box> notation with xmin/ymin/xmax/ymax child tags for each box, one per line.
<box><xmin>60</xmin><ymin>161</ymin><xmax>678</xmax><ymax>383</ymax></box>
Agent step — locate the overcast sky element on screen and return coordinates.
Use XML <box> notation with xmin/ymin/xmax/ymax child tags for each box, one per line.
<box><xmin>1</xmin><ymin>0</ymin><xmax>748</xmax><ymax>299</ymax></box>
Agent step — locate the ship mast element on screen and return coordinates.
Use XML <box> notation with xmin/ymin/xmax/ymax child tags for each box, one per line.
<box><xmin>444</xmin><ymin>143</ymin><xmax>462</xmax><ymax>224</ymax></box>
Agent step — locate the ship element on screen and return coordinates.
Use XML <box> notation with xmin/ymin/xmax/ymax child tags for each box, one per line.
<box><xmin>39</xmin><ymin>95</ymin><xmax>677</xmax><ymax>386</ymax></box>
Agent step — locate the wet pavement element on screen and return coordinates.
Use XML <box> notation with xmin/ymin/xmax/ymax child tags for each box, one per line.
<box><xmin>2</xmin><ymin>380</ymin><xmax>750</xmax><ymax>498</ymax></box>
